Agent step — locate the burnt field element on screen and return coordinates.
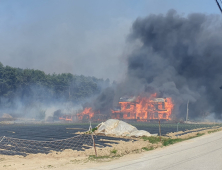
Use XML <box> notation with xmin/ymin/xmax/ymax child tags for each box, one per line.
<box><xmin>0</xmin><ymin>123</ymin><xmax>220</xmax><ymax>140</ymax></box>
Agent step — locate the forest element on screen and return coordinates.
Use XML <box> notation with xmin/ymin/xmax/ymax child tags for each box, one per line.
<box><xmin>0</xmin><ymin>62</ymin><xmax>109</xmax><ymax>111</ymax></box>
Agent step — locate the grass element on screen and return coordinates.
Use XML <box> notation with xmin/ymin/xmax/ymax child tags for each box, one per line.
<box><xmin>141</xmin><ymin>132</ymin><xmax>205</xmax><ymax>147</ymax></box>
<box><xmin>141</xmin><ymin>136</ymin><xmax>160</xmax><ymax>144</ymax></box>
<box><xmin>208</xmin><ymin>130</ymin><xmax>219</xmax><ymax>134</ymax></box>
<box><xmin>162</xmin><ymin>133</ymin><xmax>204</xmax><ymax>146</ymax></box>
<box><xmin>88</xmin><ymin>155</ymin><xmax>120</xmax><ymax>161</ymax></box>
<box><xmin>196</xmin><ymin>133</ymin><xmax>204</xmax><ymax>137</ymax></box>
<box><xmin>110</xmin><ymin>148</ymin><xmax>117</xmax><ymax>154</ymax></box>
<box><xmin>162</xmin><ymin>138</ymin><xmax>184</xmax><ymax>146</ymax></box>
<box><xmin>142</xmin><ymin>146</ymin><xmax>154</xmax><ymax>151</ymax></box>
<box><xmin>89</xmin><ymin>155</ymin><xmax>110</xmax><ymax>160</ymax></box>
<box><xmin>85</xmin><ymin>127</ymin><xmax>98</xmax><ymax>134</ymax></box>
<box><xmin>92</xmin><ymin>127</ymin><xmax>98</xmax><ymax>132</ymax></box>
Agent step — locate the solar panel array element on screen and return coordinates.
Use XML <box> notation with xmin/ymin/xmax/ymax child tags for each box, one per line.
<box><xmin>0</xmin><ymin>134</ymin><xmax>93</xmax><ymax>156</ymax></box>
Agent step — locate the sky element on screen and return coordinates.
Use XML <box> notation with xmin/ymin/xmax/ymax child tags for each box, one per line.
<box><xmin>0</xmin><ymin>0</ymin><xmax>221</xmax><ymax>82</ymax></box>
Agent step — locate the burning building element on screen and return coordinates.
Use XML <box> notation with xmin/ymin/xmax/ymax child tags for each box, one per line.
<box><xmin>111</xmin><ymin>94</ymin><xmax>174</xmax><ymax>122</ymax></box>
<box><xmin>73</xmin><ymin>94</ymin><xmax>174</xmax><ymax>122</ymax></box>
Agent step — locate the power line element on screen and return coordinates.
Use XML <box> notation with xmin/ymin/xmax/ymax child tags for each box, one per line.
<box><xmin>216</xmin><ymin>0</ymin><xmax>222</xmax><ymax>13</ymax></box>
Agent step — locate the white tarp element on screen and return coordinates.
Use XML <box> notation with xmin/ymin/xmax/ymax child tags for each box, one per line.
<box><xmin>95</xmin><ymin>119</ymin><xmax>152</xmax><ymax>137</ymax></box>
<box><xmin>129</xmin><ymin>130</ymin><xmax>152</xmax><ymax>137</ymax></box>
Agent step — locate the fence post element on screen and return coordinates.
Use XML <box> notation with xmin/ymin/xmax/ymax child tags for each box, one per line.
<box><xmin>91</xmin><ymin>134</ymin><xmax>97</xmax><ymax>157</ymax></box>
<box><xmin>89</xmin><ymin>122</ymin><xmax>97</xmax><ymax>157</ymax></box>
<box><xmin>159</xmin><ymin>120</ymin><xmax>162</xmax><ymax>142</ymax></box>
<box><xmin>177</xmin><ymin>122</ymin><xmax>180</xmax><ymax>132</ymax></box>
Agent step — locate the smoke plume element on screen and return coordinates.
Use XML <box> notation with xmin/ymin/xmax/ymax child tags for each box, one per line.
<box><xmin>117</xmin><ymin>10</ymin><xmax>222</xmax><ymax>119</ymax></box>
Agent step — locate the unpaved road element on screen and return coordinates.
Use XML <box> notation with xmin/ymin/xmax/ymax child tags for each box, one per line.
<box><xmin>87</xmin><ymin>131</ymin><xmax>222</xmax><ymax>170</ymax></box>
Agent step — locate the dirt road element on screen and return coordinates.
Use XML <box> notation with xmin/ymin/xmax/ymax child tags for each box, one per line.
<box><xmin>87</xmin><ymin>131</ymin><xmax>222</xmax><ymax>170</ymax></box>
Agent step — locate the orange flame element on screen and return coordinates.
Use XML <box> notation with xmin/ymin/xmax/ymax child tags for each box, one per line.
<box><xmin>59</xmin><ymin>116</ymin><xmax>73</xmax><ymax>121</ymax></box>
<box><xmin>77</xmin><ymin>107</ymin><xmax>94</xmax><ymax>121</ymax></box>
<box><xmin>59</xmin><ymin>94</ymin><xmax>174</xmax><ymax>122</ymax></box>
<box><xmin>111</xmin><ymin>94</ymin><xmax>174</xmax><ymax>121</ymax></box>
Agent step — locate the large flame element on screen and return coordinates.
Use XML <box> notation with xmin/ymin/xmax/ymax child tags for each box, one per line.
<box><xmin>77</xmin><ymin>107</ymin><xmax>94</xmax><ymax>121</ymax></box>
<box><xmin>111</xmin><ymin>94</ymin><xmax>174</xmax><ymax>121</ymax></box>
<box><xmin>59</xmin><ymin>94</ymin><xmax>174</xmax><ymax>122</ymax></box>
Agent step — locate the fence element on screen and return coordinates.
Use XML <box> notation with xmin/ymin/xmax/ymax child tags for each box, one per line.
<box><xmin>0</xmin><ymin>134</ymin><xmax>94</xmax><ymax>156</ymax></box>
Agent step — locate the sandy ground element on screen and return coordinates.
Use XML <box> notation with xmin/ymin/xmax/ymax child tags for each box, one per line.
<box><xmin>0</xmin><ymin>126</ymin><xmax>222</xmax><ymax>170</ymax></box>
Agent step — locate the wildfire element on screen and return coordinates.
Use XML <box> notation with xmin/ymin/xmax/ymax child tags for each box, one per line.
<box><xmin>77</xmin><ymin>107</ymin><xmax>94</xmax><ymax>121</ymax></box>
<box><xmin>59</xmin><ymin>116</ymin><xmax>73</xmax><ymax>121</ymax></box>
<box><xmin>111</xmin><ymin>94</ymin><xmax>174</xmax><ymax>121</ymax></box>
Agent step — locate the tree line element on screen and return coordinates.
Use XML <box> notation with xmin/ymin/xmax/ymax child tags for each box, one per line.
<box><xmin>0</xmin><ymin>62</ymin><xmax>109</xmax><ymax>110</ymax></box>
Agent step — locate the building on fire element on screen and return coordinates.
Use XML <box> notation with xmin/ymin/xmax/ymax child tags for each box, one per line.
<box><xmin>111</xmin><ymin>95</ymin><xmax>174</xmax><ymax>122</ymax></box>
<box><xmin>57</xmin><ymin>94</ymin><xmax>174</xmax><ymax>122</ymax></box>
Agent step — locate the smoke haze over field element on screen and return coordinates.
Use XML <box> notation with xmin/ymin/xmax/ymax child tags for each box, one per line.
<box><xmin>1</xmin><ymin>1</ymin><xmax>222</xmax><ymax>120</ymax></box>
<box><xmin>118</xmin><ymin>10</ymin><xmax>222</xmax><ymax>119</ymax></box>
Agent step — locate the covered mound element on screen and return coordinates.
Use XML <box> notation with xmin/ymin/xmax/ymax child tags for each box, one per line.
<box><xmin>95</xmin><ymin>119</ymin><xmax>152</xmax><ymax>137</ymax></box>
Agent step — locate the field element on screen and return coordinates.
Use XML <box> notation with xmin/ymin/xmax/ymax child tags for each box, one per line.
<box><xmin>0</xmin><ymin>122</ymin><xmax>220</xmax><ymax>140</ymax></box>
<box><xmin>0</xmin><ymin>122</ymin><xmax>222</xmax><ymax>170</ymax></box>
<box><xmin>0</xmin><ymin>122</ymin><xmax>219</xmax><ymax>156</ymax></box>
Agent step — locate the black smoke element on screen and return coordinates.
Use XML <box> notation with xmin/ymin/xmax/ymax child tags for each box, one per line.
<box><xmin>81</xmin><ymin>10</ymin><xmax>222</xmax><ymax>120</ymax></box>
<box><xmin>121</xmin><ymin>10</ymin><xmax>222</xmax><ymax>119</ymax></box>
<box><xmin>93</xmin><ymin>87</ymin><xmax>115</xmax><ymax>114</ymax></box>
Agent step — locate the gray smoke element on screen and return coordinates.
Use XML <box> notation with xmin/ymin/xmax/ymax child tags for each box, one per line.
<box><xmin>93</xmin><ymin>87</ymin><xmax>115</xmax><ymax>114</ymax></box>
<box><xmin>119</xmin><ymin>10</ymin><xmax>222</xmax><ymax>119</ymax></box>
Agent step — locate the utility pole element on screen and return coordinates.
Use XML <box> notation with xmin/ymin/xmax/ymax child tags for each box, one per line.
<box><xmin>158</xmin><ymin>120</ymin><xmax>162</xmax><ymax>142</ymax></box>
<box><xmin>177</xmin><ymin>122</ymin><xmax>180</xmax><ymax>132</ymax></box>
<box><xmin>186</xmin><ymin>100</ymin><xmax>189</xmax><ymax>122</ymax></box>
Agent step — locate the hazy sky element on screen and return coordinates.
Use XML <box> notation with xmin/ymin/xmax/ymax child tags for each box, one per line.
<box><xmin>0</xmin><ymin>0</ymin><xmax>220</xmax><ymax>81</ymax></box>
